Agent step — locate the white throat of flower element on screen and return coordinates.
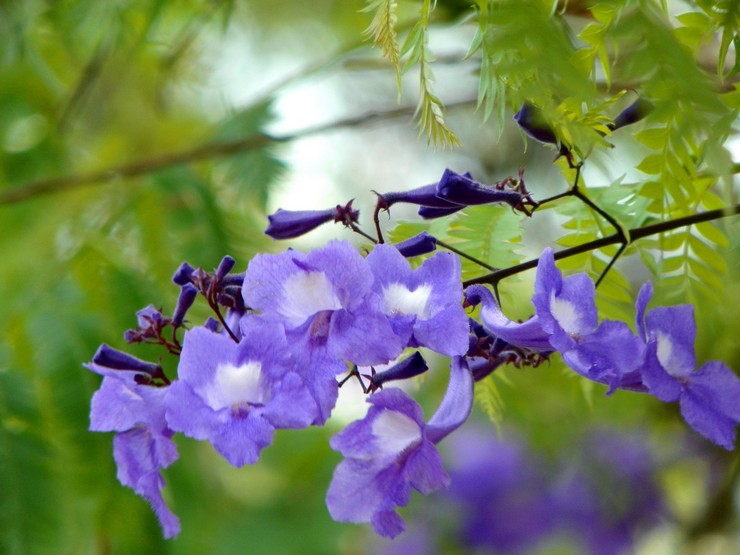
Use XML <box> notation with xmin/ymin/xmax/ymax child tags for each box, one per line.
<box><xmin>382</xmin><ymin>283</ymin><xmax>432</xmax><ymax>319</ymax></box>
<box><xmin>371</xmin><ymin>410</ymin><xmax>422</xmax><ymax>457</ymax></box>
<box><xmin>279</xmin><ymin>271</ymin><xmax>342</xmax><ymax>327</ymax></box>
<box><xmin>655</xmin><ymin>331</ymin><xmax>676</xmax><ymax>374</ymax></box>
<box><xmin>206</xmin><ymin>361</ymin><xmax>264</xmax><ymax>411</ymax></box>
<box><xmin>549</xmin><ymin>291</ymin><xmax>581</xmax><ymax>335</ymax></box>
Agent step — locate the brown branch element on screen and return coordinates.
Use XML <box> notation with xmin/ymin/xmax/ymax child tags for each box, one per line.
<box><xmin>0</xmin><ymin>99</ymin><xmax>476</xmax><ymax>207</ymax></box>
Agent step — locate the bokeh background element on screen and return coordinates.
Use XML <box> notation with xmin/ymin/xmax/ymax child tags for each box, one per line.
<box><xmin>1</xmin><ymin>1</ymin><xmax>738</xmax><ymax>554</ymax></box>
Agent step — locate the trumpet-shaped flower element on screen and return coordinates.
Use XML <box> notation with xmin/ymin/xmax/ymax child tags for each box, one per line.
<box><xmin>165</xmin><ymin>320</ymin><xmax>316</xmax><ymax>466</ymax></box>
<box><xmin>326</xmin><ymin>357</ymin><xmax>473</xmax><ymax>538</ymax></box>
<box><xmin>366</xmin><ymin>244</ymin><xmax>469</xmax><ymax>357</ymax></box>
<box><xmin>243</xmin><ymin>240</ymin><xmax>403</xmax><ymax>422</ymax></box>
<box><xmin>85</xmin><ymin>351</ymin><xmax>180</xmax><ymax>538</ymax></box>
<box><xmin>635</xmin><ymin>282</ymin><xmax>740</xmax><ymax>449</ymax></box>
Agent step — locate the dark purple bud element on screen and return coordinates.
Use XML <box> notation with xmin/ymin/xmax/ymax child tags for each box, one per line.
<box><xmin>172</xmin><ymin>261</ymin><xmax>196</xmax><ymax>286</ymax></box>
<box><xmin>367</xmin><ymin>352</ymin><xmax>428</xmax><ymax>392</ymax></box>
<box><xmin>612</xmin><ymin>98</ymin><xmax>653</xmax><ymax>130</ymax></box>
<box><xmin>378</xmin><ymin>184</ymin><xmax>463</xmax><ymax>209</ymax></box>
<box><xmin>90</xmin><ymin>344</ymin><xmax>161</xmax><ymax>375</ymax></box>
<box><xmin>418</xmin><ymin>205</ymin><xmax>465</xmax><ymax>219</ymax></box>
<box><xmin>204</xmin><ymin>317</ymin><xmax>220</xmax><ymax>332</ymax></box>
<box><xmin>514</xmin><ymin>102</ymin><xmax>558</xmax><ymax>145</ymax></box>
<box><xmin>393</xmin><ymin>232</ymin><xmax>438</xmax><ymax>257</ymax></box>
<box><xmin>86</xmin><ymin>343</ymin><xmax>169</xmax><ymax>385</ymax></box>
<box><xmin>265</xmin><ymin>201</ymin><xmax>359</xmax><ymax>240</ymax></box>
<box><xmin>215</xmin><ymin>255</ymin><xmax>236</xmax><ymax>279</ymax></box>
<box><xmin>172</xmin><ymin>283</ymin><xmax>198</xmax><ymax>326</ymax></box>
<box><xmin>265</xmin><ymin>208</ymin><xmax>336</xmax><ymax>239</ymax></box>
<box><xmin>436</xmin><ymin>169</ymin><xmax>523</xmax><ymax>209</ymax></box>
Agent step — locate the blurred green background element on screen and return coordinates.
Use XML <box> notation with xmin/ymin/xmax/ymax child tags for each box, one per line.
<box><xmin>0</xmin><ymin>1</ymin><xmax>738</xmax><ymax>554</ymax></box>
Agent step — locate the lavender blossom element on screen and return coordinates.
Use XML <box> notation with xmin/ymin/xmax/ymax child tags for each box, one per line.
<box><xmin>243</xmin><ymin>240</ymin><xmax>403</xmax><ymax>422</ymax></box>
<box><xmin>635</xmin><ymin>282</ymin><xmax>740</xmax><ymax>449</ymax></box>
<box><xmin>85</xmin><ymin>355</ymin><xmax>180</xmax><ymax>538</ymax></box>
<box><xmin>165</xmin><ymin>320</ymin><xmax>316</xmax><ymax>466</ymax></box>
<box><xmin>366</xmin><ymin>244</ymin><xmax>469</xmax><ymax>357</ymax></box>
<box><xmin>531</xmin><ymin>248</ymin><xmax>646</xmax><ymax>391</ymax></box>
<box><xmin>326</xmin><ymin>357</ymin><xmax>473</xmax><ymax>538</ymax></box>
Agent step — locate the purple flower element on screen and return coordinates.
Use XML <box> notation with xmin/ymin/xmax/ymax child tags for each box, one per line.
<box><xmin>531</xmin><ymin>248</ymin><xmax>646</xmax><ymax>391</ymax></box>
<box><xmin>85</xmin><ymin>352</ymin><xmax>180</xmax><ymax>538</ymax></box>
<box><xmin>366</xmin><ymin>244</ymin><xmax>469</xmax><ymax>357</ymax></box>
<box><xmin>264</xmin><ymin>201</ymin><xmax>359</xmax><ymax>240</ymax></box>
<box><xmin>244</xmin><ymin>241</ymin><xmax>402</xmax><ymax>363</ymax></box>
<box><xmin>165</xmin><ymin>320</ymin><xmax>316</xmax><ymax>466</ymax></box>
<box><xmin>466</xmin><ymin>249</ymin><xmax>646</xmax><ymax>393</ymax></box>
<box><xmin>326</xmin><ymin>357</ymin><xmax>473</xmax><ymax>538</ymax></box>
<box><xmin>635</xmin><ymin>282</ymin><xmax>740</xmax><ymax>449</ymax></box>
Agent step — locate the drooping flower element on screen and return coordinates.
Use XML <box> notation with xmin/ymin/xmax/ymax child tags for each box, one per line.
<box><xmin>165</xmin><ymin>320</ymin><xmax>316</xmax><ymax>466</ymax></box>
<box><xmin>366</xmin><ymin>243</ymin><xmax>469</xmax><ymax>357</ymax></box>
<box><xmin>85</xmin><ymin>348</ymin><xmax>180</xmax><ymax>538</ymax></box>
<box><xmin>635</xmin><ymin>282</ymin><xmax>740</xmax><ymax>449</ymax></box>
<box><xmin>326</xmin><ymin>357</ymin><xmax>473</xmax><ymax>538</ymax></box>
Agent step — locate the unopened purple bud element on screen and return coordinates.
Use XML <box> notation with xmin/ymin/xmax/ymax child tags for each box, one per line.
<box><xmin>215</xmin><ymin>255</ymin><xmax>236</xmax><ymax>279</ymax></box>
<box><xmin>90</xmin><ymin>343</ymin><xmax>162</xmax><ymax>376</ymax></box>
<box><xmin>418</xmin><ymin>204</ymin><xmax>465</xmax><ymax>219</ymax></box>
<box><xmin>367</xmin><ymin>351</ymin><xmax>428</xmax><ymax>391</ymax></box>
<box><xmin>436</xmin><ymin>169</ymin><xmax>523</xmax><ymax>208</ymax></box>
<box><xmin>172</xmin><ymin>262</ymin><xmax>196</xmax><ymax>286</ymax></box>
<box><xmin>172</xmin><ymin>283</ymin><xmax>198</xmax><ymax>326</ymax></box>
<box><xmin>612</xmin><ymin>98</ymin><xmax>653</xmax><ymax>130</ymax></box>
<box><xmin>393</xmin><ymin>232</ymin><xmax>438</xmax><ymax>257</ymax></box>
<box><xmin>378</xmin><ymin>184</ymin><xmax>463</xmax><ymax>209</ymax></box>
<box><xmin>514</xmin><ymin>102</ymin><xmax>557</xmax><ymax>145</ymax></box>
<box><xmin>265</xmin><ymin>208</ymin><xmax>336</xmax><ymax>239</ymax></box>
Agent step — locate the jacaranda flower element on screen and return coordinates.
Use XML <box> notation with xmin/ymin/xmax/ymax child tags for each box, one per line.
<box><xmin>326</xmin><ymin>357</ymin><xmax>473</xmax><ymax>538</ymax></box>
<box><xmin>635</xmin><ymin>282</ymin><xmax>740</xmax><ymax>449</ymax></box>
<box><xmin>243</xmin><ymin>240</ymin><xmax>403</xmax><ymax>422</ymax></box>
<box><xmin>165</xmin><ymin>320</ymin><xmax>316</xmax><ymax>466</ymax></box>
<box><xmin>85</xmin><ymin>349</ymin><xmax>180</xmax><ymax>538</ymax></box>
<box><xmin>366</xmin><ymin>244</ymin><xmax>469</xmax><ymax>357</ymax></box>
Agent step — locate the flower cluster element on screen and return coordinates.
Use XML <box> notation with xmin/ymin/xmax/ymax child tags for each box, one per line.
<box><xmin>465</xmin><ymin>248</ymin><xmax>740</xmax><ymax>449</ymax></box>
<box><xmin>85</xmin><ymin>239</ymin><xmax>474</xmax><ymax>538</ymax></box>
<box><xmin>84</xmin><ymin>168</ymin><xmax>738</xmax><ymax>540</ymax></box>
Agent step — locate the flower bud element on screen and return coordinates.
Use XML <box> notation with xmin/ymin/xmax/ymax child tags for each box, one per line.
<box><xmin>612</xmin><ymin>98</ymin><xmax>653</xmax><ymax>130</ymax></box>
<box><xmin>172</xmin><ymin>283</ymin><xmax>198</xmax><ymax>326</ymax></box>
<box><xmin>436</xmin><ymin>168</ymin><xmax>524</xmax><ymax>209</ymax></box>
<box><xmin>513</xmin><ymin>102</ymin><xmax>557</xmax><ymax>145</ymax></box>
<box><xmin>393</xmin><ymin>232</ymin><xmax>438</xmax><ymax>257</ymax></box>
<box><xmin>366</xmin><ymin>351</ymin><xmax>428</xmax><ymax>392</ymax></box>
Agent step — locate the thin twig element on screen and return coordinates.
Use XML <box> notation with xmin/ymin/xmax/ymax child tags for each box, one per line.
<box><xmin>463</xmin><ymin>203</ymin><xmax>740</xmax><ymax>288</ymax></box>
